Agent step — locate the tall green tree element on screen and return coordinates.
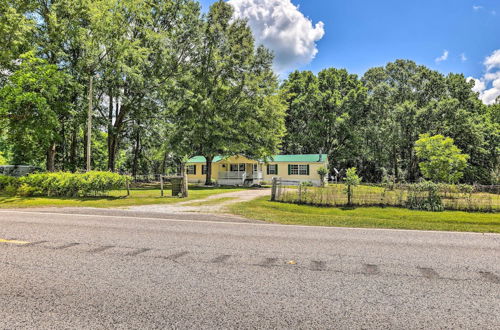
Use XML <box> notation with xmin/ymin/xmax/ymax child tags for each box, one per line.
<box><xmin>87</xmin><ymin>0</ymin><xmax>202</xmax><ymax>172</ymax></box>
<box><xmin>169</xmin><ymin>1</ymin><xmax>285</xmax><ymax>185</ymax></box>
<box><xmin>414</xmin><ymin>134</ymin><xmax>469</xmax><ymax>183</ymax></box>
<box><xmin>0</xmin><ymin>0</ymin><xmax>34</xmax><ymax>81</ymax></box>
<box><xmin>281</xmin><ymin>68</ymin><xmax>367</xmax><ymax>173</ymax></box>
<box><xmin>0</xmin><ymin>52</ymin><xmax>72</xmax><ymax>170</ymax></box>
<box><xmin>361</xmin><ymin>60</ymin><xmax>494</xmax><ymax>183</ymax></box>
<box><xmin>361</xmin><ymin>60</ymin><xmax>447</xmax><ymax>181</ymax></box>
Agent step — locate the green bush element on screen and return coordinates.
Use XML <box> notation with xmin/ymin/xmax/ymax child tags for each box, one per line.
<box><xmin>406</xmin><ymin>181</ymin><xmax>444</xmax><ymax>212</ymax></box>
<box><xmin>317</xmin><ymin>167</ymin><xmax>328</xmax><ymax>187</ymax></box>
<box><xmin>17</xmin><ymin>183</ymin><xmax>37</xmax><ymax>197</ymax></box>
<box><xmin>17</xmin><ymin>171</ymin><xmax>129</xmax><ymax>197</ymax></box>
<box><xmin>0</xmin><ymin>175</ymin><xmax>20</xmax><ymax>191</ymax></box>
<box><xmin>4</xmin><ymin>184</ymin><xmax>19</xmax><ymax>196</ymax></box>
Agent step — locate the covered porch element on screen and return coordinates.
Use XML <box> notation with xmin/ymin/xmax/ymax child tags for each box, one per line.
<box><xmin>217</xmin><ymin>158</ymin><xmax>263</xmax><ymax>186</ymax></box>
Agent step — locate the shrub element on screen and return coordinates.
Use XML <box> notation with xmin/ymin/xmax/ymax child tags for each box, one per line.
<box><xmin>18</xmin><ymin>171</ymin><xmax>129</xmax><ymax>197</ymax></box>
<box><xmin>317</xmin><ymin>167</ymin><xmax>328</xmax><ymax>187</ymax></box>
<box><xmin>414</xmin><ymin>133</ymin><xmax>469</xmax><ymax>183</ymax></box>
<box><xmin>4</xmin><ymin>184</ymin><xmax>18</xmax><ymax>196</ymax></box>
<box><xmin>406</xmin><ymin>181</ymin><xmax>444</xmax><ymax>212</ymax></box>
<box><xmin>17</xmin><ymin>183</ymin><xmax>37</xmax><ymax>197</ymax></box>
<box><xmin>0</xmin><ymin>175</ymin><xmax>20</xmax><ymax>191</ymax></box>
<box><xmin>344</xmin><ymin>167</ymin><xmax>361</xmax><ymax>205</ymax></box>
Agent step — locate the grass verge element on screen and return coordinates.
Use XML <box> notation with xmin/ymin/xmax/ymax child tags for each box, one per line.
<box><xmin>229</xmin><ymin>196</ymin><xmax>500</xmax><ymax>233</ymax></box>
<box><xmin>0</xmin><ymin>186</ymin><xmax>246</xmax><ymax>209</ymax></box>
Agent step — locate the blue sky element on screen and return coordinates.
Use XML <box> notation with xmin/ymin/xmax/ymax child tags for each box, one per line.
<box><xmin>199</xmin><ymin>0</ymin><xmax>500</xmax><ymax>80</ymax></box>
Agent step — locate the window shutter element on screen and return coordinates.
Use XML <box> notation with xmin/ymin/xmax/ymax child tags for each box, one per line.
<box><xmin>275</xmin><ymin>165</ymin><xmax>278</xmax><ymax>175</ymax></box>
<box><xmin>194</xmin><ymin>165</ymin><xmax>197</xmax><ymax>175</ymax></box>
<box><xmin>267</xmin><ymin>165</ymin><xmax>270</xmax><ymax>175</ymax></box>
<box><xmin>288</xmin><ymin>164</ymin><xmax>291</xmax><ymax>175</ymax></box>
<box><xmin>306</xmin><ymin>165</ymin><xmax>310</xmax><ymax>175</ymax></box>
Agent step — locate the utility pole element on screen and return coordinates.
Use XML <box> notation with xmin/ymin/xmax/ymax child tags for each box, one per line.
<box><xmin>86</xmin><ymin>75</ymin><xmax>93</xmax><ymax>172</ymax></box>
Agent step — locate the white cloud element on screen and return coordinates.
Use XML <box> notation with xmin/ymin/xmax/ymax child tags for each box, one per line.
<box><xmin>467</xmin><ymin>77</ymin><xmax>486</xmax><ymax>94</ymax></box>
<box><xmin>484</xmin><ymin>71</ymin><xmax>500</xmax><ymax>81</ymax></box>
<box><xmin>481</xmin><ymin>78</ymin><xmax>500</xmax><ymax>104</ymax></box>
<box><xmin>435</xmin><ymin>50</ymin><xmax>449</xmax><ymax>63</ymax></box>
<box><xmin>469</xmin><ymin>49</ymin><xmax>500</xmax><ymax>105</ymax></box>
<box><xmin>484</xmin><ymin>49</ymin><xmax>500</xmax><ymax>71</ymax></box>
<box><xmin>228</xmin><ymin>0</ymin><xmax>325</xmax><ymax>73</ymax></box>
<box><xmin>472</xmin><ymin>5</ymin><xmax>483</xmax><ymax>11</ymax></box>
<box><xmin>460</xmin><ymin>53</ymin><xmax>467</xmax><ymax>62</ymax></box>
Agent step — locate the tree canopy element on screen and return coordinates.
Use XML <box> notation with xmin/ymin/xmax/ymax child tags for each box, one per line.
<box><xmin>281</xmin><ymin>60</ymin><xmax>499</xmax><ymax>184</ymax></box>
<box><xmin>0</xmin><ymin>1</ymin><xmax>497</xmax><ymax>184</ymax></box>
<box><xmin>168</xmin><ymin>1</ymin><xmax>285</xmax><ymax>184</ymax></box>
<box><xmin>414</xmin><ymin>134</ymin><xmax>469</xmax><ymax>183</ymax></box>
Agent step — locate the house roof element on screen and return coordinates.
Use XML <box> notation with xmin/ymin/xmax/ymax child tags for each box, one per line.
<box><xmin>265</xmin><ymin>154</ymin><xmax>328</xmax><ymax>163</ymax></box>
<box><xmin>186</xmin><ymin>156</ymin><xmax>225</xmax><ymax>163</ymax></box>
<box><xmin>187</xmin><ymin>154</ymin><xmax>328</xmax><ymax>164</ymax></box>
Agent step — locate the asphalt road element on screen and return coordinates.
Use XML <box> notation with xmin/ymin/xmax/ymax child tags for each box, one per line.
<box><xmin>0</xmin><ymin>208</ymin><xmax>499</xmax><ymax>329</ymax></box>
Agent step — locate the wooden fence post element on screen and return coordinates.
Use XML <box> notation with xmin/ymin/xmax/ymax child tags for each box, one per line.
<box><xmin>298</xmin><ymin>183</ymin><xmax>302</xmax><ymax>203</ymax></box>
<box><xmin>160</xmin><ymin>175</ymin><xmax>164</xmax><ymax>197</ymax></box>
<box><xmin>181</xmin><ymin>173</ymin><xmax>188</xmax><ymax>198</ymax></box>
<box><xmin>126</xmin><ymin>178</ymin><xmax>130</xmax><ymax>196</ymax></box>
<box><xmin>271</xmin><ymin>177</ymin><xmax>278</xmax><ymax>201</ymax></box>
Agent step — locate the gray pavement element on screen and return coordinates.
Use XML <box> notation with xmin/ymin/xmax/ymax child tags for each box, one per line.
<box><xmin>0</xmin><ymin>209</ymin><xmax>499</xmax><ymax>329</ymax></box>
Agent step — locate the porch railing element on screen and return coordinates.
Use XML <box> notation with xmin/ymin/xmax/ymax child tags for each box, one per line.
<box><xmin>218</xmin><ymin>171</ymin><xmax>246</xmax><ymax>180</ymax></box>
<box><xmin>252</xmin><ymin>172</ymin><xmax>263</xmax><ymax>180</ymax></box>
<box><xmin>218</xmin><ymin>171</ymin><xmax>263</xmax><ymax>180</ymax></box>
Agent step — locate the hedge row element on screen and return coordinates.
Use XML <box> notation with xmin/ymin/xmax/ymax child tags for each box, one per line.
<box><xmin>0</xmin><ymin>171</ymin><xmax>129</xmax><ymax>197</ymax></box>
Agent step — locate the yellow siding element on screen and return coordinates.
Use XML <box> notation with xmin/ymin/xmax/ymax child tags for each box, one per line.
<box><xmin>262</xmin><ymin>162</ymin><xmax>327</xmax><ymax>185</ymax></box>
<box><xmin>186</xmin><ymin>163</ymin><xmax>219</xmax><ymax>183</ymax></box>
<box><xmin>187</xmin><ymin>157</ymin><xmax>328</xmax><ymax>186</ymax></box>
<box><xmin>187</xmin><ymin>156</ymin><xmax>260</xmax><ymax>183</ymax></box>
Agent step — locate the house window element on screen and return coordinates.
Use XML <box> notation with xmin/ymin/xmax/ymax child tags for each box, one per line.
<box><xmin>230</xmin><ymin>164</ymin><xmax>245</xmax><ymax>172</ymax></box>
<box><xmin>267</xmin><ymin>164</ymin><xmax>278</xmax><ymax>175</ymax></box>
<box><xmin>289</xmin><ymin>164</ymin><xmax>309</xmax><ymax>175</ymax></box>
<box><xmin>187</xmin><ymin>165</ymin><xmax>196</xmax><ymax>175</ymax></box>
<box><xmin>202</xmin><ymin>165</ymin><xmax>207</xmax><ymax>175</ymax></box>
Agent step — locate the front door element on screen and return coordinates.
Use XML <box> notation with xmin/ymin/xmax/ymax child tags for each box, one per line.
<box><xmin>246</xmin><ymin>164</ymin><xmax>254</xmax><ymax>176</ymax></box>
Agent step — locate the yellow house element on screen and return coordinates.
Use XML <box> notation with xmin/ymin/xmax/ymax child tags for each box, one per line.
<box><xmin>186</xmin><ymin>154</ymin><xmax>328</xmax><ymax>186</ymax></box>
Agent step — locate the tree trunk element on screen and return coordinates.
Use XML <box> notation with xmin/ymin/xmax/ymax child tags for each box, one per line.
<box><xmin>160</xmin><ymin>150</ymin><xmax>169</xmax><ymax>175</ymax></box>
<box><xmin>83</xmin><ymin>130</ymin><xmax>88</xmax><ymax>170</ymax></box>
<box><xmin>347</xmin><ymin>185</ymin><xmax>352</xmax><ymax>206</ymax></box>
<box><xmin>179</xmin><ymin>163</ymin><xmax>188</xmax><ymax>198</ymax></box>
<box><xmin>107</xmin><ymin>89</ymin><xmax>114</xmax><ymax>172</ymax></box>
<box><xmin>205</xmin><ymin>156</ymin><xmax>214</xmax><ymax>185</ymax></box>
<box><xmin>108</xmin><ymin>134</ymin><xmax>117</xmax><ymax>172</ymax></box>
<box><xmin>132</xmin><ymin>126</ymin><xmax>141</xmax><ymax>178</ymax></box>
<box><xmin>393</xmin><ymin>145</ymin><xmax>398</xmax><ymax>181</ymax></box>
<box><xmin>46</xmin><ymin>143</ymin><xmax>56</xmax><ymax>172</ymax></box>
<box><xmin>69</xmin><ymin>126</ymin><xmax>77</xmax><ymax>172</ymax></box>
<box><xmin>108</xmin><ymin>103</ymin><xmax>127</xmax><ymax>172</ymax></box>
<box><xmin>60</xmin><ymin>121</ymin><xmax>66</xmax><ymax>170</ymax></box>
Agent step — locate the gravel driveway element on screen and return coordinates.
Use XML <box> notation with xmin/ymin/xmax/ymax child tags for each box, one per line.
<box><xmin>128</xmin><ymin>188</ymin><xmax>270</xmax><ymax>214</ymax></box>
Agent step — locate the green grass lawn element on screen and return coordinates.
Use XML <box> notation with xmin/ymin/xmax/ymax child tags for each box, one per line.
<box><xmin>229</xmin><ymin>196</ymin><xmax>500</xmax><ymax>233</ymax></box>
<box><xmin>0</xmin><ymin>186</ymin><xmax>246</xmax><ymax>209</ymax></box>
